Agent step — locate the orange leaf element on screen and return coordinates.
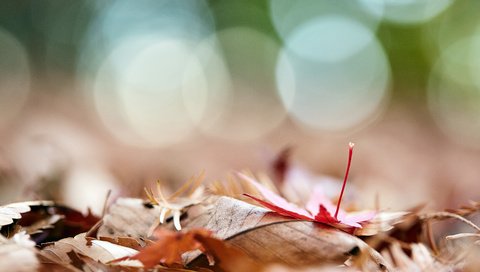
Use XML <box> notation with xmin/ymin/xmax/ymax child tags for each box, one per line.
<box><xmin>116</xmin><ymin>229</ymin><xmax>211</xmax><ymax>268</ymax></box>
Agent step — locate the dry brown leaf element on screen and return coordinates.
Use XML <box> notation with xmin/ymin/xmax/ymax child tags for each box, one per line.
<box><xmin>191</xmin><ymin>232</ymin><xmax>263</xmax><ymax>272</ymax></box>
<box><xmin>445</xmin><ymin>200</ymin><xmax>480</xmax><ymax>217</ymax></box>
<box><xmin>98</xmin><ymin>236</ymin><xmax>149</xmax><ymax>251</ymax></box>
<box><xmin>263</xmin><ymin>264</ymin><xmax>355</xmax><ymax>272</ymax></box>
<box><xmin>65</xmin><ymin>250</ymin><xmax>146</xmax><ymax>272</ymax></box>
<box><xmin>24</xmin><ymin>214</ymin><xmax>63</xmax><ymax>235</ymax></box>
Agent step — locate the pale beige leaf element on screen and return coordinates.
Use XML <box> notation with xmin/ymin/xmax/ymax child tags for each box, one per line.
<box><xmin>179</xmin><ymin>196</ymin><xmax>293</xmax><ymax>239</ymax></box>
<box><xmin>0</xmin><ymin>232</ymin><xmax>39</xmax><ymax>272</ymax></box>
<box><xmin>0</xmin><ymin>201</ymin><xmax>54</xmax><ymax>228</ymax></box>
<box><xmin>180</xmin><ymin>196</ymin><xmax>389</xmax><ymax>270</ymax></box>
<box><xmin>354</xmin><ymin>211</ymin><xmax>409</xmax><ymax>236</ymax></box>
<box><xmin>381</xmin><ymin>243</ymin><xmax>450</xmax><ymax>272</ymax></box>
<box><xmin>97</xmin><ymin>196</ymin><xmax>389</xmax><ymax>269</ymax></box>
<box><xmin>42</xmin><ymin>233</ymin><xmax>139</xmax><ymax>265</ymax></box>
<box><xmin>98</xmin><ymin>198</ymin><xmax>161</xmax><ymax>238</ymax></box>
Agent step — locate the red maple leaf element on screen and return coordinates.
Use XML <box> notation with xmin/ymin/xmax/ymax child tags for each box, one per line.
<box><xmin>239</xmin><ymin>143</ymin><xmax>375</xmax><ymax>229</ymax></box>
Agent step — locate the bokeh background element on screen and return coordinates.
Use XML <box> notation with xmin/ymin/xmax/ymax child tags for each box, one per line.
<box><xmin>1</xmin><ymin>0</ymin><xmax>479</xmax><ymax>214</ymax></box>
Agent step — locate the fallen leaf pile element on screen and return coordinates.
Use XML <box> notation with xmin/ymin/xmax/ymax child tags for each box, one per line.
<box><xmin>0</xmin><ymin>143</ymin><xmax>479</xmax><ymax>271</ymax></box>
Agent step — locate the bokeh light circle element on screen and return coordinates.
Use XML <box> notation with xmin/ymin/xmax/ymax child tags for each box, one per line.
<box><xmin>360</xmin><ymin>0</ymin><xmax>454</xmax><ymax>25</ymax></box>
<box><xmin>79</xmin><ymin>0</ymin><xmax>216</xmax><ymax>147</ymax></box>
<box><xmin>0</xmin><ymin>28</ymin><xmax>30</xmax><ymax>129</ymax></box>
<box><xmin>427</xmin><ymin>35</ymin><xmax>480</xmax><ymax>147</ymax></box>
<box><xmin>270</xmin><ymin>0</ymin><xmax>383</xmax><ymax>42</ymax></box>
<box><xmin>286</xmin><ymin>16</ymin><xmax>375</xmax><ymax>63</ymax></box>
<box><xmin>195</xmin><ymin>27</ymin><xmax>289</xmax><ymax>141</ymax></box>
<box><xmin>276</xmin><ymin>16</ymin><xmax>390</xmax><ymax>131</ymax></box>
<box><xmin>93</xmin><ymin>37</ymin><xmax>209</xmax><ymax>147</ymax></box>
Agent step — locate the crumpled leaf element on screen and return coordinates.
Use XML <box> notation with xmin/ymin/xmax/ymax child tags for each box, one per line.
<box><xmin>239</xmin><ymin>173</ymin><xmax>375</xmax><ymax>229</ymax></box>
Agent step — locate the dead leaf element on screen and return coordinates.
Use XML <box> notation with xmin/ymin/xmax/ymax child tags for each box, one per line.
<box><xmin>240</xmin><ymin>173</ymin><xmax>375</xmax><ymax>229</ymax></box>
<box><xmin>98</xmin><ymin>198</ymin><xmax>162</xmax><ymax>238</ymax></box>
<box><xmin>41</xmin><ymin>233</ymin><xmax>140</xmax><ymax>266</ymax></box>
<box><xmin>0</xmin><ymin>232</ymin><xmax>39</xmax><ymax>272</ymax></box>
<box><xmin>145</xmin><ymin>172</ymin><xmax>205</xmax><ymax>231</ymax></box>
<box><xmin>0</xmin><ymin>201</ymin><xmax>54</xmax><ymax>232</ymax></box>
<box><xmin>98</xmin><ymin>196</ymin><xmax>389</xmax><ymax>269</ymax></box>
<box><xmin>98</xmin><ymin>236</ymin><xmax>149</xmax><ymax>251</ymax></box>
<box><xmin>24</xmin><ymin>214</ymin><xmax>63</xmax><ymax>235</ymax></box>
<box><xmin>65</xmin><ymin>250</ymin><xmax>145</xmax><ymax>272</ymax></box>
<box><xmin>115</xmin><ymin>229</ymin><xmax>211</xmax><ymax>268</ymax></box>
<box><xmin>354</xmin><ymin>211</ymin><xmax>410</xmax><ymax>236</ymax></box>
<box><xmin>381</xmin><ymin>242</ymin><xmax>450</xmax><ymax>272</ymax></box>
<box><xmin>445</xmin><ymin>200</ymin><xmax>480</xmax><ymax>217</ymax></box>
<box><xmin>179</xmin><ymin>196</ymin><xmax>388</xmax><ymax>269</ymax></box>
<box><xmin>191</xmin><ymin>232</ymin><xmax>263</xmax><ymax>272</ymax></box>
<box><xmin>176</xmin><ymin>196</ymin><xmax>293</xmax><ymax>240</ymax></box>
<box><xmin>271</xmin><ymin>146</ymin><xmax>292</xmax><ymax>185</ymax></box>
<box><xmin>0</xmin><ymin>200</ymin><xmax>101</xmax><ymax>245</ymax></box>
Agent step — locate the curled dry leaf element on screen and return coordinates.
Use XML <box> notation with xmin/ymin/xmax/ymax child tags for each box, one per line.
<box><xmin>0</xmin><ymin>200</ymin><xmax>101</xmax><ymax>245</ymax></box>
<box><xmin>41</xmin><ymin>233</ymin><xmax>140</xmax><ymax>267</ymax></box>
<box><xmin>0</xmin><ymin>201</ymin><xmax>54</xmax><ymax>229</ymax></box>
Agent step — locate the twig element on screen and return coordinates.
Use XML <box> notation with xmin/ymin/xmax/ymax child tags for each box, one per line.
<box><xmin>420</xmin><ymin>212</ymin><xmax>480</xmax><ymax>232</ymax></box>
<box><xmin>426</xmin><ymin>220</ymin><xmax>439</xmax><ymax>255</ymax></box>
